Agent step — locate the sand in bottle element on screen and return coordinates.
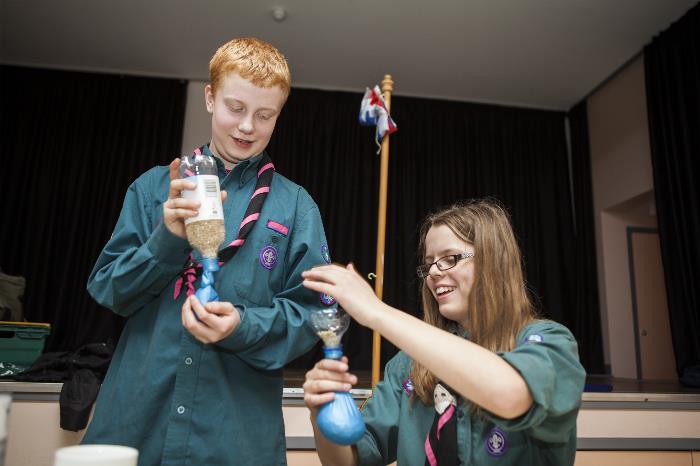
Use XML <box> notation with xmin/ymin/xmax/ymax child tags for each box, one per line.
<box><xmin>182</xmin><ymin>173</ymin><xmax>225</xmax><ymax>257</ymax></box>
<box><xmin>186</xmin><ymin>219</ymin><xmax>224</xmax><ymax>258</ymax></box>
<box><xmin>317</xmin><ymin>330</ymin><xmax>342</xmax><ymax>348</ymax></box>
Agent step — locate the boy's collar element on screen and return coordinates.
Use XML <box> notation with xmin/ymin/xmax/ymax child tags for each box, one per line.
<box><xmin>202</xmin><ymin>144</ymin><xmax>266</xmax><ymax>186</ymax></box>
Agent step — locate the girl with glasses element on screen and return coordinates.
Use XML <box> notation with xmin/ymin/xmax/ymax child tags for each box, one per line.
<box><xmin>301</xmin><ymin>199</ymin><xmax>585</xmax><ymax>466</ymax></box>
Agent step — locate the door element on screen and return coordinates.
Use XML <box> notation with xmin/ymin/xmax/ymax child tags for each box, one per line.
<box><xmin>628</xmin><ymin>228</ymin><xmax>676</xmax><ymax>380</ymax></box>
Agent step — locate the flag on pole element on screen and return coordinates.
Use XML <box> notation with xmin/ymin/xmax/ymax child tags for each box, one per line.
<box><xmin>359</xmin><ymin>85</ymin><xmax>397</xmax><ymax>149</ymax></box>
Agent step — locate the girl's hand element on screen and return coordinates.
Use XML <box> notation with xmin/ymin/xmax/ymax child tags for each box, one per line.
<box><xmin>302</xmin><ymin>263</ymin><xmax>384</xmax><ymax>328</ymax></box>
<box><xmin>303</xmin><ymin>356</ymin><xmax>357</xmax><ymax>413</ymax></box>
<box><xmin>181</xmin><ymin>295</ymin><xmax>240</xmax><ymax>343</ymax></box>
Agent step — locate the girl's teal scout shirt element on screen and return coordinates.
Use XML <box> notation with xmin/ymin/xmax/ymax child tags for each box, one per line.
<box><xmin>83</xmin><ymin>148</ymin><xmax>331</xmax><ymax>465</ymax></box>
<box><xmin>355</xmin><ymin>320</ymin><xmax>586</xmax><ymax>466</ymax></box>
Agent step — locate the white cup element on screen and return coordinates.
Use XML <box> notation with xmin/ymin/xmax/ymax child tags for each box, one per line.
<box><xmin>54</xmin><ymin>445</ymin><xmax>138</xmax><ymax>466</ymax></box>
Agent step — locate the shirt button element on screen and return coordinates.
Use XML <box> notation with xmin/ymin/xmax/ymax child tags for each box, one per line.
<box><xmin>185</xmin><ymin>357</ymin><xmax>193</xmax><ymax>365</ymax></box>
<box><xmin>177</xmin><ymin>406</ymin><xmax>185</xmax><ymax>414</ymax></box>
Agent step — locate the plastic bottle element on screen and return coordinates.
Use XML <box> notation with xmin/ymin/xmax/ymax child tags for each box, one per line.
<box><xmin>179</xmin><ymin>152</ymin><xmax>225</xmax><ymax>304</ymax></box>
<box><xmin>310</xmin><ymin>307</ymin><xmax>366</xmax><ymax>445</ymax></box>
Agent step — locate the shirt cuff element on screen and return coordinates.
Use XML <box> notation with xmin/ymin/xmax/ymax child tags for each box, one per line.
<box><xmin>216</xmin><ymin>304</ymin><xmax>250</xmax><ymax>352</ymax></box>
<box><xmin>354</xmin><ymin>435</ymin><xmax>383</xmax><ymax>466</ymax></box>
<box><xmin>482</xmin><ymin>351</ymin><xmax>549</xmax><ymax>431</ymax></box>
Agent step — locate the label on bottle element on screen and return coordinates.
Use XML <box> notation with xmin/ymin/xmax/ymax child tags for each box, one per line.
<box><xmin>181</xmin><ymin>175</ymin><xmax>224</xmax><ymax>224</ymax></box>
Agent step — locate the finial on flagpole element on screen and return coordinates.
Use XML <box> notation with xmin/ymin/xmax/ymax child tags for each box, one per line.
<box><xmin>381</xmin><ymin>75</ymin><xmax>394</xmax><ymax>94</ymax></box>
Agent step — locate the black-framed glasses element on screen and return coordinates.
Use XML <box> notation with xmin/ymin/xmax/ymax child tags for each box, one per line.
<box><xmin>416</xmin><ymin>252</ymin><xmax>475</xmax><ymax>279</ymax></box>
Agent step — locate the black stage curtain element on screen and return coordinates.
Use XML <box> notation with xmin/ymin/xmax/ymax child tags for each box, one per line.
<box><xmin>644</xmin><ymin>3</ymin><xmax>700</xmax><ymax>379</ymax></box>
<box><xmin>566</xmin><ymin>102</ymin><xmax>605</xmax><ymax>374</ymax></box>
<box><xmin>0</xmin><ymin>66</ymin><xmax>604</xmax><ymax>375</ymax></box>
<box><xmin>271</xmin><ymin>89</ymin><xmax>604</xmax><ymax>373</ymax></box>
<box><xmin>0</xmin><ymin>66</ymin><xmax>187</xmax><ymax>352</ymax></box>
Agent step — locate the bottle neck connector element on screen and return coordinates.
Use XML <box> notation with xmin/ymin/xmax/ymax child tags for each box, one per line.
<box><xmin>322</xmin><ymin>345</ymin><xmax>343</xmax><ymax>360</ymax></box>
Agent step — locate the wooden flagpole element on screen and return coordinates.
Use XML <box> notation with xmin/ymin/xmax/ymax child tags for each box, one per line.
<box><xmin>371</xmin><ymin>75</ymin><xmax>394</xmax><ymax>388</ymax></box>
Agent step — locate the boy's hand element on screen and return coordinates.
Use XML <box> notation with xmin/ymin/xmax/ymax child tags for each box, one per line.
<box><xmin>163</xmin><ymin>158</ymin><xmax>227</xmax><ymax>239</ymax></box>
<box><xmin>181</xmin><ymin>295</ymin><xmax>241</xmax><ymax>343</ymax></box>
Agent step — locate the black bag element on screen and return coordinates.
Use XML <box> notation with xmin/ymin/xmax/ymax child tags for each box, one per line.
<box><xmin>10</xmin><ymin>342</ymin><xmax>114</xmax><ymax>431</ymax></box>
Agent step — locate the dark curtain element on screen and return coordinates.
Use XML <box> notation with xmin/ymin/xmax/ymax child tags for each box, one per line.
<box><xmin>0</xmin><ymin>66</ymin><xmax>604</xmax><ymax>375</ymax></box>
<box><xmin>644</xmin><ymin>3</ymin><xmax>700</xmax><ymax>378</ymax></box>
<box><xmin>0</xmin><ymin>65</ymin><xmax>187</xmax><ymax>352</ymax></box>
<box><xmin>567</xmin><ymin>102</ymin><xmax>605</xmax><ymax>374</ymax></box>
<box><xmin>271</xmin><ymin>88</ymin><xmax>604</xmax><ymax>373</ymax></box>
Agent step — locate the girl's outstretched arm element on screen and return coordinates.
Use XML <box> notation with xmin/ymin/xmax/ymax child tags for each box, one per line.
<box><xmin>302</xmin><ymin>264</ymin><xmax>533</xmax><ymax>419</ymax></box>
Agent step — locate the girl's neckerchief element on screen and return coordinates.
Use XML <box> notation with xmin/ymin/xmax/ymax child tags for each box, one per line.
<box><xmin>424</xmin><ymin>383</ymin><xmax>459</xmax><ymax>466</ymax></box>
<box><xmin>173</xmin><ymin>145</ymin><xmax>275</xmax><ymax>299</ymax></box>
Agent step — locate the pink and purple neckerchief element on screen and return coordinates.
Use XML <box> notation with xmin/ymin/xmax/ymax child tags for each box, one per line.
<box><xmin>173</xmin><ymin>146</ymin><xmax>274</xmax><ymax>299</ymax></box>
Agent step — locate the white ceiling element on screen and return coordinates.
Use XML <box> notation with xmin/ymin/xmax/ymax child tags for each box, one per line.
<box><xmin>0</xmin><ymin>0</ymin><xmax>695</xmax><ymax>110</ymax></box>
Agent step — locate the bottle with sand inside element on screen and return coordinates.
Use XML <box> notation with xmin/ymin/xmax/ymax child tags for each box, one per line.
<box><xmin>179</xmin><ymin>152</ymin><xmax>225</xmax><ymax>304</ymax></box>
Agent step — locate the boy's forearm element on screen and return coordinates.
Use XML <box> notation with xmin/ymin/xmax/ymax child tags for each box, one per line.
<box><xmin>214</xmin><ymin>295</ymin><xmax>319</xmax><ymax>370</ymax></box>
<box><xmin>88</xmin><ymin>222</ymin><xmax>189</xmax><ymax>316</ymax></box>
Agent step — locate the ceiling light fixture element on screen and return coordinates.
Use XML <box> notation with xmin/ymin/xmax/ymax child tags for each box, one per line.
<box><xmin>271</xmin><ymin>6</ymin><xmax>287</xmax><ymax>22</ymax></box>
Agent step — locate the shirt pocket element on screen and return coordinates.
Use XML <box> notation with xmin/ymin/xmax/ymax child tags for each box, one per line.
<box><xmin>230</xmin><ymin>232</ymin><xmax>288</xmax><ymax>307</ymax></box>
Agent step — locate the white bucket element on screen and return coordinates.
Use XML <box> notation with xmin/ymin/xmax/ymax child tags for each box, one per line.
<box><xmin>54</xmin><ymin>445</ymin><xmax>138</xmax><ymax>466</ymax></box>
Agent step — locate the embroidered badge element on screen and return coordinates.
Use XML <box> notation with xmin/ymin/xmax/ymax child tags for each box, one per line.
<box><xmin>402</xmin><ymin>377</ymin><xmax>414</xmax><ymax>398</ymax></box>
<box><xmin>526</xmin><ymin>334</ymin><xmax>544</xmax><ymax>344</ymax></box>
<box><xmin>259</xmin><ymin>245</ymin><xmax>278</xmax><ymax>270</ymax></box>
<box><xmin>321</xmin><ymin>244</ymin><xmax>331</xmax><ymax>263</ymax></box>
<box><xmin>266</xmin><ymin>219</ymin><xmax>289</xmax><ymax>237</ymax></box>
<box><xmin>485</xmin><ymin>427</ymin><xmax>507</xmax><ymax>457</ymax></box>
<box><xmin>319</xmin><ymin>293</ymin><xmax>336</xmax><ymax>306</ymax></box>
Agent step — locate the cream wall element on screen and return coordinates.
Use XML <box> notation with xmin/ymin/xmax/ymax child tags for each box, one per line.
<box><xmin>181</xmin><ymin>81</ymin><xmax>210</xmax><ymax>155</ymax></box>
<box><xmin>588</xmin><ymin>56</ymin><xmax>654</xmax><ymax>208</ymax></box>
<box><xmin>587</xmin><ymin>55</ymin><xmax>658</xmax><ymax>377</ymax></box>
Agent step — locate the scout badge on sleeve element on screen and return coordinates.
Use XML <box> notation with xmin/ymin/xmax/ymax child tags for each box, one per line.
<box><xmin>424</xmin><ymin>383</ymin><xmax>458</xmax><ymax>466</ymax></box>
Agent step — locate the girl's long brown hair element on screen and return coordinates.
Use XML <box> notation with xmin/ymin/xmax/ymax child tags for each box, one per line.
<box><xmin>410</xmin><ymin>199</ymin><xmax>535</xmax><ymax>405</ymax></box>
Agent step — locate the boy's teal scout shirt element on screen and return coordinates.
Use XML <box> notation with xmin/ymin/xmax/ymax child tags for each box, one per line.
<box><xmin>356</xmin><ymin>320</ymin><xmax>586</xmax><ymax>466</ymax></box>
<box><xmin>83</xmin><ymin>148</ymin><xmax>330</xmax><ymax>465</ymax></box>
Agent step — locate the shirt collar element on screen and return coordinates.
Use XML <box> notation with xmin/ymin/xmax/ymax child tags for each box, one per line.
<box><xmin>202</xmin><ymin>144</ymin><xmax>266</xmax><ymax>186</ymax></box>
<box><xmin>447</xmin><ymin>321</ymin><xmax>471</xmax><ymax>339</ymax></box>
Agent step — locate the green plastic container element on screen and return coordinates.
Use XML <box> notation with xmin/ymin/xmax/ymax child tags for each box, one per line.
<box><xmin>0</xmin><ymin>321</ymin><xmax>51</xmax><ymax>368</ymax></box>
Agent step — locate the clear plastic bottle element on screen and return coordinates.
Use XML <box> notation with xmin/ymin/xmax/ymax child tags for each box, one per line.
<box><xmin>179</xmin><ymin>152</ymin><xmax>225</xmax><ymax>258</ymax></box>
<box><xmin>309</xmin><ymin>307</ymin><xmax>366</xmax><ymax>445</ymax></box>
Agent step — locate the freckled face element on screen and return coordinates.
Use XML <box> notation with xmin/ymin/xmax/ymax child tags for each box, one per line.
<box><xmin>423</xmin><ymin>224</ymin><xmax>475</xmax><ymax>328</ymax></box>
<box><xmin>205</xmin><ymin>73</ymin><xmax>285</xmax><ymax>166</ymax></box>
